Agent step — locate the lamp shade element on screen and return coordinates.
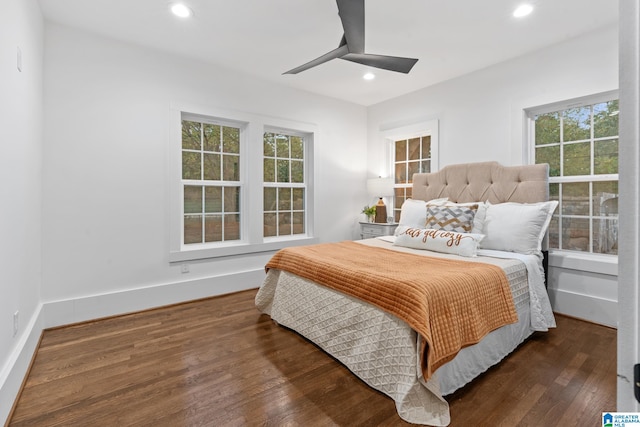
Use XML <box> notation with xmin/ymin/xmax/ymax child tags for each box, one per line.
<box><xmin>366</xmin><ymin>177</ymin><xmax>394</xmax><ymax>197</ymax></box>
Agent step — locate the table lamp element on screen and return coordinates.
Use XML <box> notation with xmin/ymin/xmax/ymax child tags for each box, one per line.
<box><xmin>366</xmin><ymin>177</ymin><xmax>394</xmax><ymax>223</ymax></box>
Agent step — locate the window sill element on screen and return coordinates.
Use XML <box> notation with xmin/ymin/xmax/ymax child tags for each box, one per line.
<box><xmin>169</xmin><ymin>236</ymin><xmax>318</xmax><ymax>263</ymax></box>
<box><xmin>548</xmin><ymin>250</ymin><xmax>618</xmax><ymax>276</ymax></box>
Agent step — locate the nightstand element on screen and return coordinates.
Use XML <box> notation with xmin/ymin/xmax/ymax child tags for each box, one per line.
<box><xmin>359</xmin><ymin>222</ymin><xmax>399</xmax><ymax>239</ymax></box>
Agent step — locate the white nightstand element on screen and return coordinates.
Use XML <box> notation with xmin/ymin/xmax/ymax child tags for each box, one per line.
<box><xmin>359</xmin><ymin>222</ymin><xmax>399</xmax><ymax>239</ymax></box>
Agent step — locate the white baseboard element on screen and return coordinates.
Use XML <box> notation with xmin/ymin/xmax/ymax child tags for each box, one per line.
<box><xmin>0</xmin><ymin>268</ymin><xmax>265</xmax><ymax>425</ymax></box>
<box><xmin>43</xmin><ymin>269</ymin><xmax>265</xmax><ymax>328</ymax></box>
<box><xmin>548</xmin><ymin>288</ymin><xmax>618</xmax><ymax>328</ymax></box>
<box><xmin>0</xmin><ymin>304</ymin><xmax>44</xmax><ymax>425</ymax></box>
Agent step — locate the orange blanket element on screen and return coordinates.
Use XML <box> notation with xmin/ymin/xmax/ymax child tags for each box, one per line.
<box><xmin>265</xmin><ymin>241</ymin><xmax>518</xmax><ymax>380</ymax></box>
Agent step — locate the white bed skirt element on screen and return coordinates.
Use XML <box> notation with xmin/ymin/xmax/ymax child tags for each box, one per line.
<box><xmin>256</xmin><ymin>266</ymin><xmax>534</xmax><ymax>426</ymax></box>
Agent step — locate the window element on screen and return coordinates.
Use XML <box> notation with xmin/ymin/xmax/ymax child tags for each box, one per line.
<box><xmin>392</xmin><ymin>135</ymin><xmax>433</xmax><ymax>221</ymax></box>
<box><xmin>529</xmin><ymin>93</ymin><xmax>619</xmax><ymax>255</ymax></box>
<box><xmin>182</xmin><ymin>119</ymin><xmax>241</xmax><ymax>245</ymax></box>
<box><xmin>263</xmin><ymin>131</ymin><xmax>306</xmax><ymax>237</ymax></box>
<box><xmin>169</xmin><ymin>105</ymin><xmax>316</xmax><ymax>261</ymax></box>
<box><xmin>381</xmin><ymin>120</ymin><xmax>439</xmax><ymax>222</ymax></box>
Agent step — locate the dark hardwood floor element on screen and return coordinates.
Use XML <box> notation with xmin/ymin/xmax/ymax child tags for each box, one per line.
<box><xmin>8</xmin><ymin>289</ymin><xmax>616</xmax><ymax>427</ymax></box>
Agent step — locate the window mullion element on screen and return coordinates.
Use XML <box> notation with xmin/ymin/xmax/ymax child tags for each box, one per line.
<box><xmin>200</xmin><ymin>124</ymin><xmax>205</xmax><ymax>244</ymax></box>
<box><xmin>200</xmin><ymin>124</ymin><xmax>205</xmax><ymax>181</ymax></box>
<box><xmin>590</xmin><ymin>105</ymin><xmax>595</xmax><ymax>176</ymax></box>
<box><xmin>558</xmin><ymin>183</ymin><xmax>563</xmax><ymax>250</ymax></box>
<box><xmin>559</xmin><ymin>113</ymin><xmax>565</xmax><ymax>177</ymax></box>
<box><xmin>220</xmin><ymin>187</ymin><xmax>225</xmax><ymax>242</ymax></box>
<box><xmin>589</xmin><ymin>181</ymin><xmax>593</xmax><ymax>253</ymax></box>
<box><xmin>275</xmin><ymin>184</ymin><xmax>280</xmax><ymax>236</ymax></box>
<box><xmin>201</xmin><ymin>185</ymin><xmax>205</xmax><ymax>244</ymax></box>
<box><xmin>219</xmin><ymin>127</ymin><xmax>224</xmax><ymax>181</ymax></box>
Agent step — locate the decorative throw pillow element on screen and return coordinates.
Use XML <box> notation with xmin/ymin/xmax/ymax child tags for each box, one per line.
<box><xmin>430</xmin><ymin>201</ymin><xmax>487</xmax><ymax>234</ymax></box>
<box><xmin>425</xmin><ymin>203</ymin><xmax>478</xmax><ymax>233</ymax></box>
<box><xmin>394</xmin><ymin>226</ymin><xmax>484</xmax><ymax>257</ymax></box>
<box><xmin>480</xmin><ymin>201</ymin><xmax>559</xmax><ymax>254</ymax></box>
<box><xmin>395</xmin><ymin>198</ymin><xmax>448</xmax><ymax>234</ymax></box>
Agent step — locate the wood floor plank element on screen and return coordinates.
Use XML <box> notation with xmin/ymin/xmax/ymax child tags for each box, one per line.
<box><xmin>8</xmin><ymin>289</ymin><xmax>616</xmax><ymax>426</ymax></box>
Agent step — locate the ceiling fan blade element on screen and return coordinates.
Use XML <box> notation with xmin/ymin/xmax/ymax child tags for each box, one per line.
<box><xmin>336</xmin><ymin>0</ymin><xmax>365</xmax><ymax>53</ymax></box>
<box><xmin>341</xmin><ymin>52</ymin><xmax>419</xmax><ymax>74</ymax></box>
<box><xmin>284</xmin><ymin>0</ymin><xmax>419</xmax><ymax>75</ymax></box>
<box><xmin>283</xmin><ymin>44</ymin><xmax>349</xmax><ymax>74</ymax></box>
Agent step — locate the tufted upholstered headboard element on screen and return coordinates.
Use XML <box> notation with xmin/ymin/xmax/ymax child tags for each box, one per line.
<box><xmin>412</xmin><ymin>161</ymin><xmax>549</xmax><ymax>204</ymax></box>
<box><xmin>412</xmin><ymin>161</ymin><xmax>551</xmax><ymax>280</ymax></box>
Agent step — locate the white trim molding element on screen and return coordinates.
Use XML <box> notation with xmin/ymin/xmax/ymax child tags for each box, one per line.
<box><xmin>0</xmin><ymin>306</ymin><xmax>44</xmax><ymax>425</ymax></box>
<box><xmin>547</xmin><ymin>251</ymin><xmax>618</xmax><ymax>328</ymax></box>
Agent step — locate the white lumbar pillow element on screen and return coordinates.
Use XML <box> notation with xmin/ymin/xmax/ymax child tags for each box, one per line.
<box><xmin>394</xmin><ymin>225</ymin><xmax>485</xmax><ymax>257</ymax></box>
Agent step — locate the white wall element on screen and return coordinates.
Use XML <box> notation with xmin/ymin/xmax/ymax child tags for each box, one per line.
<box><xmin>0</xmin><ymin>0</ymin><xmax>44</xmax><ymax>422</ymax></box>
<box><xmin>367</xmin><ymin>26</ymin><xmax>619</xmax><ymax>327</ymax></box>
<box><xmin>41</xmin><ymin>23</ymin><xmax>368</xmax><ymax>324</ymax></box>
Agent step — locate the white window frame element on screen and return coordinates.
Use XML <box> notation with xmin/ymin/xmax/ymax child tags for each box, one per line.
<box><xmin>168</xmin><ymin>103</ymin><xmax>317</xmax><ymax>262</ymax></box>
<box><xmin>263</xmin><ymin>126</ymin><xmax>310</xmax><ymax>240</ymax></box>
<box><xmin>180</xmin><ymin>113</ymin><xmax>245</xmax><ymax>246</ymax></box>
<box><xmin>382</xmin><ymin>119</ymin><xmax>440</xmax><ymax>216</ymax></box>
<box><xmin>525</xmin><ymin>90</ymin><xmax>619</xmax><ymax>272</ymax></box>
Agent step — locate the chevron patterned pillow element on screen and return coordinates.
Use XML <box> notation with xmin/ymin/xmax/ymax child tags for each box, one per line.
<box><xmin>425</xmin><ymin>204</ymin><xmax>479</xmax><ymax>233</ymax></box>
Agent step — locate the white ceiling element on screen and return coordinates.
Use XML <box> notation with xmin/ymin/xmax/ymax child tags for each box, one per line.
<box><xmin>39</xmin><ymin>0</ymin><xmax>618</xmax><ymax>106</ymax></box>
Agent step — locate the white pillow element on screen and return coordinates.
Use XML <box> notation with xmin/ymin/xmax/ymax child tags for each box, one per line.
<box><xmin>394</xmin><ymin>226</ymin><xmax>485</xmax><ymax>257</ymax></box>
<box><xmin>395</xmin><ymin>198</ymin><xmax>448</xmax><ymax>234</ymax></box>
<box><xmin>471</xmin><ymin>202</ymin><xmax>487</xmax><ymax>234</ymax></box>
<box><xmin>480</xmin><ymin>201</ymin><xmax>559</xmax><ymax>254</ymax></box>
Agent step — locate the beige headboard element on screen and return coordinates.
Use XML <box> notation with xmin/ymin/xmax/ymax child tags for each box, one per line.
<box><xmin>412</xmin><ymin>161</ymin><xmax>549</xmax><ymax>204</ymax></box>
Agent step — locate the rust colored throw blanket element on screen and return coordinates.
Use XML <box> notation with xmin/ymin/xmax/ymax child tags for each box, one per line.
<box><xmin>265</xmin><ymin>241</ymin><xmax>517</xmax><ymax>380</ymax></box>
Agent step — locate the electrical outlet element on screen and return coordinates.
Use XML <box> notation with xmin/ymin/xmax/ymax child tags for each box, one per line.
<box><xmin>181</xmin><ymin>264</ymin><xmax>189</xmax><ymax>274</ymax></box>
<box><xmin>13</xmin><ymin>311</ymin><xmax>19</xmax><ymax>337</ymax></box>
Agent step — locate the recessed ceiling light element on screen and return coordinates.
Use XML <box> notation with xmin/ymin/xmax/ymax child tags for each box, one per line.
<box><xmin>513</xmin><ymin>4</ymin><xmax>533</xmax><ymax>18</ymax></box>
<box><xmin>363</xmin><ymin>73</ymin><xmax>375</xmax><ymax>80</ymax></box>
<box><xmin>513</xmin><ymin>4</ymin><xmax>533</xmax><ymax>17</ymax></box>
<box><xmin>171</xmin><ymin>3</ymin><xmax>192</xmax><ymax>18</ymax></box>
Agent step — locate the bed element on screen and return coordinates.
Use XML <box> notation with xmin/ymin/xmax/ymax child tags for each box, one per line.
<box><xmin>255</xmin><ymin>161</ymin><xmax>557</xmax><ymax>426</ymax></box>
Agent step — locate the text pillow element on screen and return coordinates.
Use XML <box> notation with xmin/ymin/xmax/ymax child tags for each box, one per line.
<box><xmin>394</xmin><ymin>226</ymin><xmax>485</xmax><ymax>257</ymax></box>
<box><xmin>396</xmin><ymin>198</ymin><xmax>448</xmax><ymax>234</ymax></box>
<box><xmin>426</xmin><ymin>203</ymin><xmax>478</xmax><ymax>233</ymax></box>
<box><xmin>480</xmin><ymin>201</ymin><xmax>559</xmax><ymax>254</ymax></box>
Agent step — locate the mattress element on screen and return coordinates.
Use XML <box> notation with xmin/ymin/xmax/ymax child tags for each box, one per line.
<box><xmin>255</xmin><ymin>237</ymin><xmax>555</xmax><ymax>426</ymax></box>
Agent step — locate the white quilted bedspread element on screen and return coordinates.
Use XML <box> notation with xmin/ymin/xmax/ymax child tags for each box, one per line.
<box><xmin>255</xmin><ymin>238</ymin><xmax>555</xmax><ymax>426</ymax></box>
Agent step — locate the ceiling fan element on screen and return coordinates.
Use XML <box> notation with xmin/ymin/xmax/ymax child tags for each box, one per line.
<box><xmin>284</xmin><ymin>0</ymin><xmax>419</xmax><ymax>75</ymax></box>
